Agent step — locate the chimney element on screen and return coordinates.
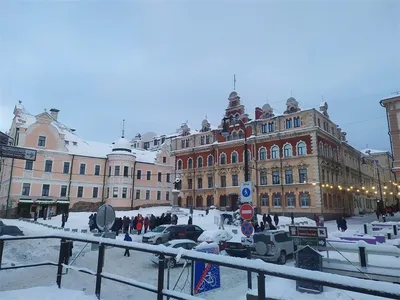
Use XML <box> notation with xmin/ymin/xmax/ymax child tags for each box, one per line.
<box><xmin>255</xmin><ymin>107</ymin><xmax>263</xmax><ymax>120</ymax></box>
<box><xmin>50</xmin><ymin>108</ymin><xmax>59</xmax><ymax>120</ymax></box>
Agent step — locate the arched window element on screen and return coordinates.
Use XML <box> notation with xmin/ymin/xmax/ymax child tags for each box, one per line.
<box><xmin>231</xmin><ymin>151</ymin><xmax>238</xmax><ymax>164</ymax></box>
<box><xmin>220</xmin><ymin>153</ymin><xmax>226</xmax><ymax>165</ymax></box>
<box><xmin>332</xmin><ymin>149</ymin><xmax>337</xmax><ymax>161</ymax></box>
<box><xmin>283</xmin><ymin>144</ymin><xmax>293</xmax><ymax>157</ymax></box>
<box><xmin>188</xmin><ymin>158</ymin><xmax>193</xmax><ymax>169</ymax></box>
<box><xmin>245</xmin><ymin>149</ymin><xmax>251</xmax><ymax>161</ymax></box>
<box><xmin>273</xmin><ymin>193</ymin><xmax>281</xmax><ymax>207</ymax></box>
<box><xmin>207</xmin><ymin>155</ymin><xmax>214</xmax><ymax>166</ymax></box>
<box><xmin>296</xmin><ymin>141</ymin><xmax>307</xmax><ymax>156</ymax></box>
<box><xmin>261</xmin><ymin>194</ymin><xmax>269</xmax><ymax>206</ymax></box>
<box><xmin>177</xmin><ymin>160</ymin><xmax>182</xmax><ymax>170</ymax></box>
<box><xmin>259</xmin><ymin>148</ymin><xmax>267</xmax><ymax>160</ymax></box>
<box><xmin>197</xmin><ymin>157</ymin><xmax>203</xmax><ymax>168</ymax></box>
<box><xmin>271</xmin><ymin>146</ymin><xmax>279</xmax><ymax>159</ymax></box>
<box><xmin>324</xmin><ymin>144</ymin><xmax>329</xmax><ymax>157</ymax></box>
<box><xmin>300</xmin><ymin>192</ymin><xmax>310</xmax><ymax>207</ymax></box>
<box><xmin>232</xmin><ymin>131</ymin><xmax>238</xmax><ymax>140</ymax></box>
<box><xmin>238</xmin><ymin>130</ymin><xmax>244</xmax><ymax>139</ymax></box>
<box><xmin>235</xmin><ymin>114</ymin><xmax>240</xmax><ymax>124</ymax></box>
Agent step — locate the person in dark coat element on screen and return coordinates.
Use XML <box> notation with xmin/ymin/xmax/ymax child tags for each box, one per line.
<box><xmin>144</xmin><ymin>217</ymin><xmax>149</xmax><ymax>233</ymax></box>
<box><xmin>273</xmin><ymin>213</ymin><xmax>279</xmax><ymax>226</ymax></box>
<box><xmin>266</xmin><ymin>214</ymin><xmax>272</xmax><ymax>224</ymax></box>
<box><xmin>336</xmin><ymin>218</ymin><xmax>340</xmax><ymax>231</ymax></box>
<box><xmin>149</xmin><ymin>214</ymin><xmax>156</xmax><ymax>231</ymax></box>
<box><xmin>188</xmin><ymin>216</ymin><xmax>193</xmax><ymax>225</ymax></box>
<box><xmin>61</xmin><ymin>213</ymin><xmax>66</xmax><ymax>228</ymax></box>
<box><xmin>339</xmin><ymin>217</ymin><xmax>347</xmax><ymax>232</ymax></box>
<box><xmin>262</xmin><ymin>213</ymin><xmax>267</xmax><ymax>225</ymax></box>
<box><xmin>123</xmin><ymin>233</ymin><xmax>132</xmax><ymax>257</ymax></box>
<box><xmin>260</xmin><ymin>221</ymin><xmax>265</xmax><ymax>231</ymax></box>
<box><xmin>290</xmin><ymin>212</ymin><xmax>294</xmax><ymax>225</ymax></box>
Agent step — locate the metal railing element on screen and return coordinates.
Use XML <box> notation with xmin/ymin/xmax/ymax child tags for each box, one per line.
<box><xmin>1</xmin><ymin>233</ymin><xmax>400</xmax><ymax>300</ymax></box>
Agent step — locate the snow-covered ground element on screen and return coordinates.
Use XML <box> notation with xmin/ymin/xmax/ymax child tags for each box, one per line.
<box><xmin>1</xmin><ymin>207</ymin><xmax>400</xmax><ymax>300</ymax></box>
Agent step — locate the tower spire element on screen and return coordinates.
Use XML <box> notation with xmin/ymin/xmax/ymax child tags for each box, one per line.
<box><xmin>233</xmin><ymin>74</ymin><xmax>236</xmax><ymax>91</ymax></box>
<box><xmin>122</xmin><ymin>119</ymin><xmax>125</xmax><ymax>138</ymax></box>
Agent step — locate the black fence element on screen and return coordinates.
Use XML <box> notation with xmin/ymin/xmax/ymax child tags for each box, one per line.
<box><xmin>0</xmin><ymin>233</ymin><xmax>399</xmax><ymax>300</ymax></box>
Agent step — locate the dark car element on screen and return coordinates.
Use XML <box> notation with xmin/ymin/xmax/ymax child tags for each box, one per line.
<box><xmin>225</xmin><ymin>238</ymin><xmax>252</xmax><ymax>258</ymax></box>
<box><xmin>0</xmin><ymin>220</ymin><xmax>5</xmax><ymax>227</ymax></box>
<box><xmin>0</xmin><ymin>225</ymin><xmax>24</xmax><ymax>236</ymax></box>
<box><xmin>168</xmin><ymin>225</ymin><xmax>204</xmax><ymax>242</ymax></box>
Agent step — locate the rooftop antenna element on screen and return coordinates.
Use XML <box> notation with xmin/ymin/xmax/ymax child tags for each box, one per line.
<box><xmin>290</xmin><ymin>90</ymin><xmax>293</xmax><ymax>97</ymax></box>
<box><xmin>122</xmin><ymin>119</ymin><xmax>125</xmax><ymax>138</ymax></box>
<box><xmin>233</xmin><ymin>74</ymin><xmax>236</xmax><ymax>91</ymax></box>
<box><xmin>205</xmin><ymin>114</ymin><xmax>208</xmax><ymax>119</ymax></box>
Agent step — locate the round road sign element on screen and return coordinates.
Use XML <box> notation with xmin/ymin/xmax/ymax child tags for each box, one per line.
<box><xmin>240</xmin><ymin>203</ymin><xmax>254</xmax><ymax>220</ymax></box>
<box><xmin>96</xmin><ymin>204</ymin><xmax>116</xmax><ymax>232</ymax></box>
<box><xmin>241</xmin><ymin>221</ymin><xmax>254</xmax><ymax>237</ymax></box>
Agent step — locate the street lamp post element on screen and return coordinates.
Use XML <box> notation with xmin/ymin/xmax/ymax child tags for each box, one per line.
<box><xmin>221</xmin><ymin>116</ymin><xmax>253</xmax><ymax>290</ymax></box>
<box><xmin>221</xmin><ymin>117</ymin><xmax>249</xmax><ymax>183</ymax></box>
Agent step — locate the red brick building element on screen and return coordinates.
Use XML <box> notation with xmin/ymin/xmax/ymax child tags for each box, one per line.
<box><xmin>171</xmin><ymin>91</ymin><xmax>392</xmax><ymax>219</ymax></box>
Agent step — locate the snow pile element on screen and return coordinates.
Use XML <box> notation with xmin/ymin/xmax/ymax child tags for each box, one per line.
<box><xmin>0</xmin><ymin>285</ymin><xmax>96</xmax><ymax>300</ymax></box>
<box><xmin>197</xmin><ymin>229</ymin><xmax>233</xmax><ymax>243</ymax></box>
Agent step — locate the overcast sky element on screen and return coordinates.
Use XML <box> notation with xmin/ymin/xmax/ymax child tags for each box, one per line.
<box><xmin>0</xmin><ymin>0</ymin><xmax>399</xmax><ymax>151</ymax></box>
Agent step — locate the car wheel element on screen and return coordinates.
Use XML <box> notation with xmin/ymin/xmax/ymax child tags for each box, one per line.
<box><xmin>167</xmin><ymin>258</ymin><xmax>176</xmax><ymax>268</ymax></box>
<box><xmin>277</xmin><ymin>250</ymin><xmax>286</xmax><ymax>265</ymax></box>
<box><xmin>155</xmin><ymin>238</ymin><xmax>162</xmax><ymax>245</ymax></box>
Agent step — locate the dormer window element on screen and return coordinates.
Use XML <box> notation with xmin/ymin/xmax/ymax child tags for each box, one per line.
<box><xmin>72</xmin><ymin>141</ymin><xmax>77</xmax><ymax>146</ymax></box>
<box><xmin>294</xmin><ymin>117</ymin><xmax>301</xmax><ymax>127</ymax></box>
<box><xmin>154</xmin><ymin>139</ymin><xmax>158</xmax><ymax>146</ymax></box>
<box><xmin>201</xmin><ymin>136</ymin><xmax>205</xmax><ymax>145</ymax></box>
<box><xmin>64</xmin><ymin>140</ymin><xmax>69</xmax><ymax>145</ymax></box>
<box><xmin>206</xmin><ymin>135</ymin><xmax>210</xmax><ymax>144</ymax></box>
<box><xmin>285</xmin><ymin>118</ymin><xmax>292</xmax><ymax>129</ymax></box>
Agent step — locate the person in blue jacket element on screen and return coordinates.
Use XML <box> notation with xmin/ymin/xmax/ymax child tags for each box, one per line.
<box><xmin>123</xmin><ymin>233</ymin><xmax>132</xmax><ymax>257</ymax></box>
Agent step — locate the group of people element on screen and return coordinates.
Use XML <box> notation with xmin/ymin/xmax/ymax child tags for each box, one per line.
<box><xmin>88</xmin><ymin>212</ymin><xmax>182</xmax><ymax>236</ymax></box>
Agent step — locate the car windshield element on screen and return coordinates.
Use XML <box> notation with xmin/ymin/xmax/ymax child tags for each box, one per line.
<box><xmin>153</xmin><ymin>226</ymin><xmax>167</xmax><ymax>233</ymax></box>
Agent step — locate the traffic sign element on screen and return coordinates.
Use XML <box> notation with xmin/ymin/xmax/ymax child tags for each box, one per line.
<box><xmin>288</xmin><ymin>226</ymin><xmax>328</xmax><ymax>239</ymax></box>
<box><xmin>240</xmin><ymin>181</ymin><xmax>252</xmax><ymax>203</ymax></box>
<box><xmin>241</xmin><ymin>221</ymin><xmax>254</xmax><ymax>237</ymax></box>
<box><xmin>96</xmin><ymin>204</ymin><xmax>116</xmax><ymax>232</ymax></box>
<box><xmin>0</xmin><ymin>145</ymin><xmax>37</xmax><ymax>161</ymax></box>
<box><xmin>240</xmin><ymin>203</ymin><xmax>254</xmax><ymax>220</ymax></box>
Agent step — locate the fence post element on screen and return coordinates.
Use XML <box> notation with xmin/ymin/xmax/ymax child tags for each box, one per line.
<box><xmin>0</xmin><ymin>240</ymin><xmax>4</xmax><ymax>268</ymax></box>
<box><xmin>247</xmin><ymin>248</ymin><xmax>252</xmax><ymax>290</ymax></box>
<box><xmin>157</xmin><ymin>254</ymin><xmax>165</xmax><ymax>300</ymax></box>
<box><xmin>257</xmin><ymin>272</ymin><xmax>265</xmax><ymax>300</ymax></box>
<box><xmin>359</xmin><ymin>246</ymin><xmax>367</xmax><ymax>267</ymax></box>
<box><xmin>56</xmin><ymin>239</ymin><xmax>67</xmax><ymax>288</ymax></box>
<box><xmin>393</xmin><ymin>225</ymin><xmax>398</xmax><ymax>236</ymax></box>
<box><xmin>387</xmin><ymin>232</ymin><xmax>392</xmax><ymax>240</ymax></box>
<box><xmin>95</xmin><ymin>244</ymin><xmax>105</xmax><ymax>299</ymax></box>
<box><xmin>363</xmin><ymin>224</ymin><xmax>368</xmax><ymax>234</ymax></box>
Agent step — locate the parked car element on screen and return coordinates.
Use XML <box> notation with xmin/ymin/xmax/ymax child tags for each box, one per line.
<box><xmin>0</xmin><ymin>220</ymin><xmax>5</xmax><ymax>227</ymax></box>
<box><xmin>252</xmin><ymin>230</ymin><xmax>294</xmax><ymax>264</ymax></box>
<box><xmin>168</xmin><ymin>225</ymin><xmax>204</xmax><ymax>242</ymax></box>
<box><xmin>224</xmin><ymin>235</ymin><xmax>253</xmax><ymax>258</ymax></box>
<box><xmin>151</xmin><ymin>239</ymin><xmax>197</xmax><ymax>268</ymax></box>
<box><xmin>142</xmin><ymin>225</ymin><xmax>172</xmax><ymax>245</ymax></box>
<box><xmin>0</xmin><ymin>225</ymin><xmax>24</xmax><ymax>236</ymax></box>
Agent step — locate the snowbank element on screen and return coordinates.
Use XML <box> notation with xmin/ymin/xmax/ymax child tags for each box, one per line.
<box><xmin>0</xmin><ymin>285</ymin><xmax>96</xmax><ymax>300</ymax></box>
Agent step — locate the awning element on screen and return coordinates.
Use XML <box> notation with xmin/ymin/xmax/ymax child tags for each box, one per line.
<box><xmin>57</xmin><ymin>200</ymin><xmax>70</xmax><ymax>204</ymax></box>
<box><xmin>36</xmin><ymin>200</ymin><xmax>55</xmax><ymax>204</ymax></box>
<box><xmin>19</xmin><ymin>199</ymin><xmax>33</xmax><ymax>203</ymax></box>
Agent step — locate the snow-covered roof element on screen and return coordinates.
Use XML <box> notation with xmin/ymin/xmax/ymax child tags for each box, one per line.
<box><xmin>15</xmin><ymin>105</ymin><xmax>158</xmax><ymax>163</ymax></box>
<box><xmin>360</xmin><ymin>148</ymin><xmax>389</xmax><ymax>155</ymax></box>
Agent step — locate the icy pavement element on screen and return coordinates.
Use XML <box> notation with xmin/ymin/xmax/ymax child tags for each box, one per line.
<box><xmin>0</xmin><ymin>285</ymin><xmax>96</xmax><ymax>300</ymax></box>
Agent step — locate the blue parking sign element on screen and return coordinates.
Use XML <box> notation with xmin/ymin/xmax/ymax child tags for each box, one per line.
<box><xmin>193</xmin><ymin>246</ymin><xmax>221</xmax><ymax>295</ymax></box>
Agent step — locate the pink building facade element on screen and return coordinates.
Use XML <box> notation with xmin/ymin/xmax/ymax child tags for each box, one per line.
<box><xmin>0</xmin><ymin>103</ymin><xmax>175</xmax><ymax>218</ymax></box>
